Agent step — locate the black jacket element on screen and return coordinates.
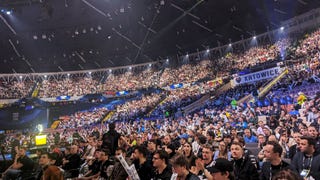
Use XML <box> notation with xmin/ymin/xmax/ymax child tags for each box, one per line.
<box><xmin>259</xmin><ymin>160</ymin><xmax>292</xmax><ymax>180</ymax></box>
<box><xmin>134</xmin><ymin>159</ymin><xmax>154</xmax><ymax>180</ymax></box>
<box><xmin>291</xmin><ymin>151</ymin><xmax>320</xmax><ymax>180</ymax></box>
<box><xmin>152</xmin><ymin>165</ymin><xmax>172</xmax><ymax>180</ymax></box>
<box><xmin>102</xmin><ymin>129</ymin><xmax>120</xmax><ymax>155</ymax></box>
<box><xmin>233</xmin><ymin>157</ymin><xmax>259</xmax><ymax>180</ymax></box>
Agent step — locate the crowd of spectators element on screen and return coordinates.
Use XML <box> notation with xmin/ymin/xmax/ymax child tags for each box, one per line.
<box><xmin>57</xmin><ymin>106</ymin><xmax>109</xmax><ymax>129</ymax></box>
<box><xmin>1</xmin><ymin>85</ymin><xmax>320</xmax><ymax>179</ymax></box>
<box><xmin>159</xmin><ymin>60</ymin><xmax>215</xmax><ymax>87</ymax></box>
<box><xmin>0</xmin><ymin>38</ymin><xmax>290</xmax><ymax>99</ymax></box>
<box><xmin>38</xmin><ymin>76</ymin><xmax>100</xmax><ymax>98</ymax></box>
<box><xmin>110</xmin><ymin>93</ymin><xmax>164</xmax><ymax>122</ymax></box>
<box><xmin>0</xmin><ymin>80</ymin><xmax>34</xmax><ymax>99</ymax></box>
<box><xmin>101</xmin><ymin>69</ymin><xmax>161</xmax><ymax>91</ymax></box>
<box><xmin>2</xmin><ymin>21</ymin><xmax>320</xmax><ymax>180</ymax></box>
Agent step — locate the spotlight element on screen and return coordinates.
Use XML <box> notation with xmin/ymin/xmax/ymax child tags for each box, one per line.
<box><xmin>280</xmin><ymin>26</ymin><xmax>284</xmax><ymax>31</ymax></box>
<box><xmin>228</xmin><ymin>43</ymin><xmax>232</xmax><ymax>47</ymax></box>
<box><xmin>149</xmin><ymin>64</ymin><xmax>152</xmax><ymax>67</ymax></box>
<box><xmin>186</xmin><ymin>54</ymin><xmax>189</xmax><ymax>58</ymax></box>
<box><xmin>206</xmin><ymin>49</ymin><xmax>210</xmax><ymax>53</ymax></box>
<box><xmin>253</xmin><ymin>36</ymin><xmax>256</xmax><ymax>39</ymax></box>
<box><xmin>129</xmin><ymin>66</ymin><xmax>132</xmax><ymax>70</ymax></box>
<box><xmin>166</xmin><ymin>59</ymin><xmax>169</xmax><ymax>62</ymax></box>
<box><xmin>6</xmin><ymin>11</ymin><xmax>11</xmax><ymax>15</ymax></box>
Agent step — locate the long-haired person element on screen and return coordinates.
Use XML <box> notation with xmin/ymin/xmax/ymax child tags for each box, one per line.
<box><xmin>213</xmin><ymin>141</ymin><xmax>232</xmax><ymax>161</ymax></box>
<box><xmin>182</xmin><ymin>142</ymin><xmax>196</xmax><ymax>163</ymax></box>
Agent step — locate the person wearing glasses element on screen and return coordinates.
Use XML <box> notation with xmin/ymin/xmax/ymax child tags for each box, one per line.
<box><xmin>152</xmin><ymin>150</ymin><xmax>172</xmax><ymax>180</ymax></box>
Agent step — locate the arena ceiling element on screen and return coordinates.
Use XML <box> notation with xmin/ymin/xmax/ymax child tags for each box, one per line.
<box><xmin>0</xmin><ymin>0</ymin><xmax>319</xmax><ymax>73</ymax></box>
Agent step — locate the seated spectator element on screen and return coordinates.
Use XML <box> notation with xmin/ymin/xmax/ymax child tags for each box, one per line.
<box><xmin>213</xmin><ymin>141</ymin><xmax>232</xmax><ymax>161</ymax></box>
<box><xmin>260</xmin><ymin>141</ymin><xmax>292</xmax><ymax>180</ymax></box>
<box><xmin>2</xmin><ymin>147</ymin><xmax>34</xmax><ymax>180</ymax></box>
<box><xmin>97</xmin><ymin>149</ymin><xmax>113</xmax><ymax>180</ymax></box>
<box><xmin>230</xmin><ymin>142</ymin><xmax>259</xmax><ymax>180</ymax></box>
<box><xmin>171</xmin><ymin>155</ymin><xmax>200</xmax><ymax>180</ymax></box>
<box><xmin>78</xmin><ymin>149</ymin><xmax>102</xmax><ymax>180</ymax></box>
<box><xmin>152</xmin><ymin>150</ymin><xmax>172</xmax><ymax>180</ymax></box>
<box><xmin>109</xmin><ymin>147</ymin><xmax>131</xmax><ymax>180</ymax></box>
<box><xmin>62</xmin><ymin>145</ymin><xmax>81</xmax><ymax>178</ymax></box>
<box><xmin>132</xmin><ymin>145</ymin><xmax>153</xmax><ymax>180</ymax></box>
<box><xmin>207</xmin><ymin>158</ymin><xmax>235</xmax><ymax>180</ymax></box>
<box><xmin>38</xmin><ymin>152</ymin><xmax>64</xmax><ymax>180</ymax></box>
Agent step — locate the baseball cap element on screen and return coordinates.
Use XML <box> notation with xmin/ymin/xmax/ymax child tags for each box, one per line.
<box><xmin>207</xmin><ymin>158</ymin><xmax>233</xmax><ymax>174</ymax></box>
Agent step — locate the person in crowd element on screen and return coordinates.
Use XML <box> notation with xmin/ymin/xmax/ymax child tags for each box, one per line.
<box><xmin>102</xmin><ymin>122</ymin><xmax>120</xmax><ymax>156</ymax></box>
<box><xmin>81</xmin><ymin>135</ymin><xmax>97</xmax><ymax>161</ymax></box>
<box><xmin>278</xmin><ymin>130</ymin><xmax>293</xmax><ymax>159</ymax></box>
<box><xmin>260</xmin><ymin>141</ymin><xmax>292</xmax><ymax>180</ymax></box>
<box><xmin>97</xmin><ymin>149</ymin><xmax>114</xmax><ymax>180</ymax></box>
<box><xmin>182</xmin><ymin>142</ymin><xmax>196</xmax><ymax>163</ymax></box>
<box><xmin>38</xmin><ymin>152</ymin><xmax>64</xmax><ymax>180</ymax></box>
<box><xmin>201</xmin><ymin>144</ymin><xmax>215</xmax><ymax>168</ymax></box>
<box><xmin>152</xmin><ymin>150</ymin><xmax>172</xmax><ymax>180</ymax></box>
<box><xmin>289</xmin><ymin>133</ymin><xmax>301</xmax><ymax>160</ymax></box>
<box><xmin>2</xmin><ymin>147</ymin><xmax>34</xmax><ymax>180</ymax></box>
<box><xmin>147</xmin><ymin>139</ymin><xmax>158</xmax><ymax>163</ymax></box>
<box><xmin>10</xmin><ymin>134</ymin><xmax>21</xmax><ymax>160</ymax></box>
<box><xmin>258</xmin><ymin>134</ymin><xmax>267</xmax><ymax>150</ymax></box>
<box><xmin>109</xmin><ymin>147</ymin><xmax>131</xmax><ymax>180</ymax></box>
<box><xmin>307</xmin><ymin>124</ymin><xmax>320</xmax><ymax>152</ymax></box>
<box><xmin>132</xmin><ymin>145</ymin><xmax>153</xmax><ymax>179</ymax></box>
<box><xmin>291</xmin><ymin>136</ymin><xmax>320</xmax><ymax>179</ymax></box>
<box><xmin>207</xmin><ymin>158</ymin><xmax>235</xmax><ymax>180</ymax></box>
<box><xmin>232</xmin><ymin>136</ymin><xmax>258</xmax><ymax>169</ymax></box>
<box><xmin>230</xmin><ymin>142</ymin><xmax>259</xmax><ymax>180</ymax></box>
<box><xmin>213</xmin><ymin>141</ymin><xmax>232</xmax><ymax>161</ymax></box>
<box><xmin>172</xmin><ymin>155</ymin><xmax>200</xmax><ymax>180</ymax></box>
<box><xmin>78</xmin><ymin>149</ymin><xmax>102</xmax><ymax>180</ymax></box>
<box><xmin>62</xmin><ymin>145</ymin><xmax>81</xmax><ymax>178</ymax></box>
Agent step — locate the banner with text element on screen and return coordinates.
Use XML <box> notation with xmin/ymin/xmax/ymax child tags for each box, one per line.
<box><xmin>233</xmin><ymin>67</ymin><xmax>283</xmax><ymax>85</ymax></box>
